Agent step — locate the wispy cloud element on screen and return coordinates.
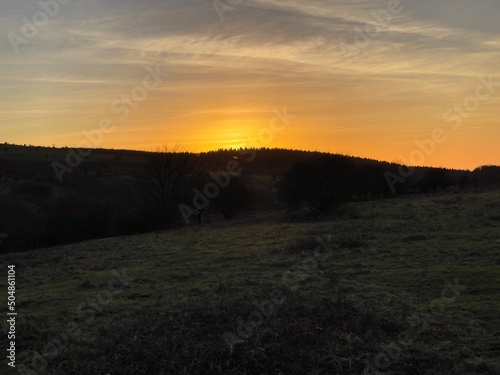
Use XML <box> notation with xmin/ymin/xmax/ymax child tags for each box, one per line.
<box><xmin>0</xmin><ymin>0</ymin><xmax>498</xmax><ymax>168</ymax></box>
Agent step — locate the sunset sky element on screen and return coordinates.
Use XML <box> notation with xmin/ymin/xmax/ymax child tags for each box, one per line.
<box><xmin>1</xmin><ymin>0</ymin><xmax>499</xmax><ymax>170</ymax></box>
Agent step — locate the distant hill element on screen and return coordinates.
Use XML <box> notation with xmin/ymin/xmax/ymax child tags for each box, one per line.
<box><xmin>0</xmin><ymin>142</ymin><xmax>499</xmax><ymax>252</ymax></box>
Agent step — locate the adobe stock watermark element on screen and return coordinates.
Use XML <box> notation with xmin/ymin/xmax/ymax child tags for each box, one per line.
<box><xmin>384</xmin><ymin>128</ymin><xmax>447</xmax><ymax>193</ymax></box>
<box><xmin>223</xmin><ymin>235</ymin><xmax>340</xmax><ymax>354</ymax></box>
<box><xmin>443</xmin><ymin>75</ymin><xmax>500</xmax><ymax>130</ymax></box>
<box><xmin>385</xmin><ymin>74</ymin><xmax>499</xmax><ymax>193</ymax></box>
<box><xmin>364</xmin><ymin>278</ymin><xmax>467</xmax><ymax>374</ymax></box>
<box><xmin>178</xmin><ymin>106</ymin><xmax>295</xmax><ymax>224</ymax></box>
<box><xmin>7</xmin><ymin>0</ymin><xmax>72</xmax><ymax>54</ymax></box>
<box><xmin>51</xmin><ymin>64</ymin><xmax>169</xmax><ymax>183</ymax></box>
<box><xmin>17</xmin><ymin>269</ymin><xmax>134</xmax><ymax>375</ymax></box>
<box><xmin>338</xmin><ymin>0</ymin><xmax>410</xmax><ymax>61</ymax></box>
<box><xmin>241</xmin><ymin>107</ymin><xmax>296</xmax><ymax>150</ymax></box>
<box><xmin>212</xmin><ymin>0</ymin><xmax>244</xmax><ymax>21</ymax></box>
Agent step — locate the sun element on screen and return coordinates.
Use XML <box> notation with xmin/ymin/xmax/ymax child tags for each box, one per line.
<box><xmin>223</xmin><ymin>136</ymin><xmax>246</xmax><ymax>149</ymax></box>
<box><xmin>193</xmin><ymin>117</ymin><xmax>263</xmax><ymax>151</ymax></box>
<box><xmin>217</xmin><ymin>120</ymin><xmax>257</xmax><ymax>149</ymax></box>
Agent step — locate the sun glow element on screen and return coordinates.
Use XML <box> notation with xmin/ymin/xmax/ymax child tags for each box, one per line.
<box><xmin>199</xmin><ymin>119</ymin><xmax>259</xmax><ymax>150</ymax></box>
<box><xmin>223</xmin><ymin>129</ymin><xmax>249</xmax><ymax>149</ymax></box>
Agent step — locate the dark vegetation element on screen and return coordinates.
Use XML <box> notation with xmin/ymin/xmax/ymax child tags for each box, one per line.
<box><xmin>0</xmin><ymin>143</ymin><xmax>499</xmax><ymax>252</ymax></box>
<box><xmin>39</xmin><ymin>290</ymin><xmax>415</xmax><ymax>374</ymax></box>
<box><xmin>1</xmin><ymin>142</ymin><xmax>499</xmax><ymax>374</ymax></box>
<box><xmin>4</xmin><ymin>190</ymin><xmax>500</xmax><ymax>374</ymax></box>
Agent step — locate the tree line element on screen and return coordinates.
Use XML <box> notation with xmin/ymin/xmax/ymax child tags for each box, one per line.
<box><xmin>0</xmin><ymin>147</ymin><xmax>498</xmax><ymax>252</ymax></box>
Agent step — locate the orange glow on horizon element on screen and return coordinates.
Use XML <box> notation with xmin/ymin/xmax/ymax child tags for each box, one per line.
<box><xmin>2</xmin><ymin>1</ymin><xmax>499</xmax><ymax>173</ymax></box>
<box><xmin>6</xmin><ymin>89</ymin><xmax>498</xmax><ymax>172</ymax></box>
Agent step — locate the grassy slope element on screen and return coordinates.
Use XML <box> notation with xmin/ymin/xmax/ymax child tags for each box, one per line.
<box><xmin>1</xmin><ymin>189</ymin><xmax>499</xmax><ymax>374</ymax></box>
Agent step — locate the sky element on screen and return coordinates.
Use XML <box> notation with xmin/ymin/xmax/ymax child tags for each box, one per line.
<box><xmin>1</xmin><ymin>0</ymin><xmax>499</xmax><ymax>170</ymax></box>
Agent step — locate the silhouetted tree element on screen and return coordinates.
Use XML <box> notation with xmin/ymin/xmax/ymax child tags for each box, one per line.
<box><xmin>213</xmin><ymin>176</ymin><xmax>253</xmax><ymax>219</ymax></box>
<box><xmin>138</xmin><ymin>146</ymin><xmax>200</xmax><ymax>224</ymax></box>
<box><xmin>278</xmin><ymin>155</ymin><xmax>356</xmax><ymax>214</ymax></box>
<box><xmin>459</xmin><ymin>175</ymin><xmax>469</xmax><ymax>190</ymax></box>
<box><xmin>355</xmin><ymin>165</ymin><xmax>393</xmax><ymax>199</ymax></box>
<box><xmin>44</xmin><ymin>192</ymin><xmax>115</xmax><ymax>246</ymax></box>
<box><xmin>421</xmin><ymin>168</ymin><xmax>451</xmax><ymax>192</ymax></box>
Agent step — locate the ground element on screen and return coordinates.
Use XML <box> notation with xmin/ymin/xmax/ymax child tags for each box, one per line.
<box><xmin>1</xmin><ymin>189</ymin><xmax>499</xmax><ymax>374</ymax></box>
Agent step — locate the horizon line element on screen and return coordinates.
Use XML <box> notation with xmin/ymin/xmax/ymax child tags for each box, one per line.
<box><xmin>3</xmin><ymin>141</ymin><xmax>499</xmax><ymax>172</ymax></box>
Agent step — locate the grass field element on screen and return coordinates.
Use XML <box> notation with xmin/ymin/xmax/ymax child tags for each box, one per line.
<box><xmin>1</xmin><ymin>189</ymin><xmax>500</xmax><ymax>374</ymax></box>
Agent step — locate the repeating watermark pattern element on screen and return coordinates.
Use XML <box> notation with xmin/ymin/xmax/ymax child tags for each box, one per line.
<box><xmin>364</xmin><ymin>278</ymin><xmax>467</xmax><ymax>374</ymax></box>
<box><xmin>385</xmin><ymin>74</ymin><xmax>499</xmax><ymax>193</ymax></box>
<box><xmin>51</xmin><ymin>64</ymin><xmax>169</xmax><ymax>183</ymax></box>
<box><xmin>212</xmin><ymin>0</ymin><xmax>244</xmax><ymax>21</ymax></box>
<box><xmin>223</xmin><ymin>235</ymin><xmax>340</xmax><ymax>354</ymax></box>
<box><xmin>338</xmin><ymin>0</ymin><xmax>410</xmax><ymax>62</ymax></box>
<box><xmin>178</xmin><ymin>157</ymin><xmax>243</xmax><ymax>224</ymax></box>
<box><xmin>443</xmin><ymin>75</ymin><xmax>500</xmax><ymax>130</ymax></box>
<box><xmin>6</xmin><ymin>265</ymin><xmax>17</xmax><ymax>369</ymax></box>
<box><xmin>178</xmin><ymin>106</ymin><xmax>295</xmax><ymax>224</ymax></box>
<box><xmin>7</xmin><ymin>0</ymin><xmax>72</xmax><ymax>54</ymax></box>
<box><xmin>241</xmin><ymin>107</ymin><xmax>295</xmax><ymax>149</ymax></box>
<box><xmin>17</xmin><ymin>269</ymin><xmax>134</xmax><ymax>375</ymax></box>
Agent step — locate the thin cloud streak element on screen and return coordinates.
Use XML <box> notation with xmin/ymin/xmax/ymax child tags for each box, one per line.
<box><xmin>0</xmin><ymin>0</ymin><xmax>498</xmax><ymax>169</ymax></box>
